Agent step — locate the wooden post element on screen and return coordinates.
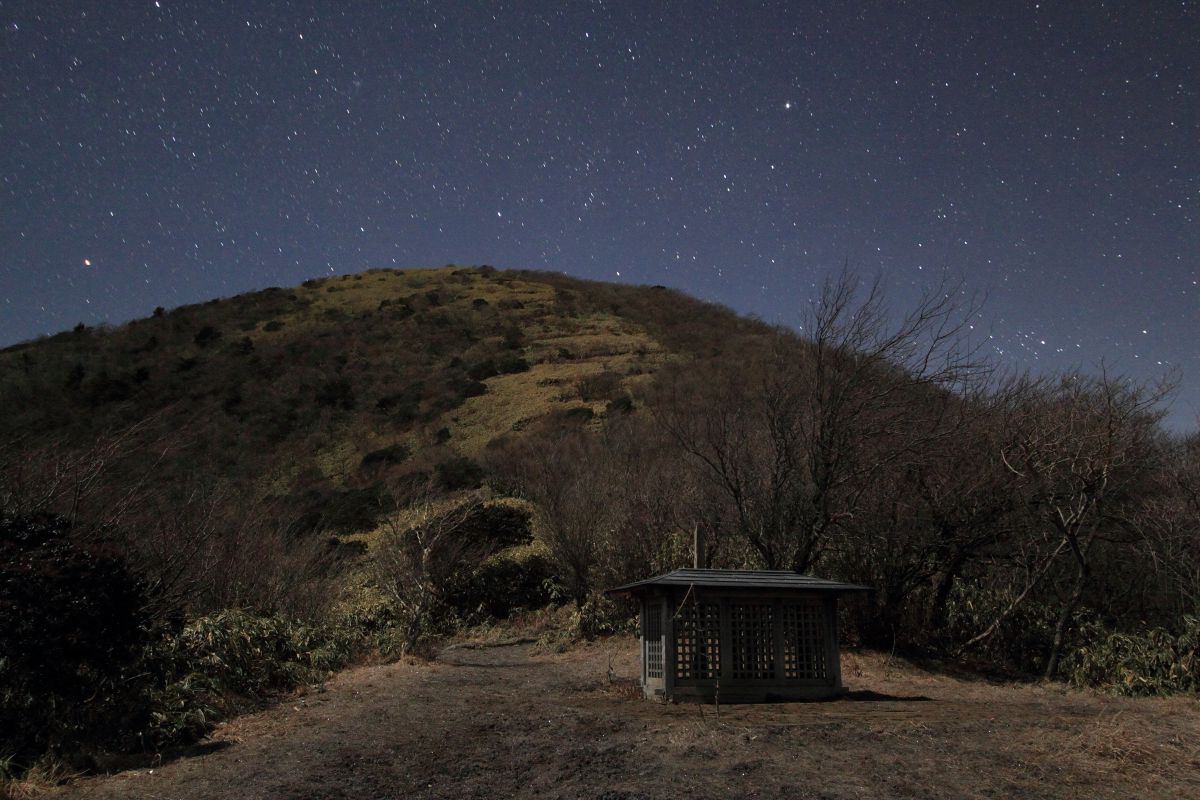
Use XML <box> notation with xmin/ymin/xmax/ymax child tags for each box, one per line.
<box><xmin>773</xmin><ymin>598</ymin><xmax>786</xmax><ymax>683</ymax></box>
<box><xmin>718</xmin><ymin>596</ymin><xmax>732</xmax><ymax>684</ymax></box>
<box><xmin>663</xmin><ymin>591</ymin><xmax>676</xmax><ymax>697</ymax></box>
<box><xmin>827</xmin><ymin>597</ymin><xmax>842</xmax><ymax>690</ymax></box>
<box><xmin>693</xmin><ymin>525</ymin><xmax>705</xmax><ymax>569</ymax></box>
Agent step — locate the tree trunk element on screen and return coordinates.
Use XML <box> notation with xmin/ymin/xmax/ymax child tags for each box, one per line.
<box><xmin>928</xmin><ymin>553</ymin><xmax>968</xmax><ymax>632</ymax></box>
<box><xmin>1044</xmin><ymin>565</ymin><xmax>1088</xmax><ymax>679</ymax></box>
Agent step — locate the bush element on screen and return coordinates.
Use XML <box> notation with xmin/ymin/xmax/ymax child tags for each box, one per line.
<box><xmin>606</xmin><ymin>395</ymin><xmax>635</xmax><ymax>414</ymax></box>
<box><xmin>376</xmin><ymin>385</ymin><xmax>422</xmax><ymax>422</ymax></box>
<box><xmin>467</xmin><ymin>354</ymin><xmax>528</xmax><ymax>381</ymax></box>
<box><xmin>193</xmin><ymin>326</ymin><xmax>222</xmax><ymax>347</ymax></box>
<box><xmin>452</xmin><ymin>378</ymin><xmax>488</xmax><ymax>400</ymax></box>
<box><xmin>1065</xmin><ymin>617</ymin><xmax>1200</xmax><ymax>696</ymax></box>
<box><xmin>564</xmin><ymin>406</ymin><xmax>595</xmax><ymax>423</ymax></box>
<box><xmin>467</xmin><ymin>359</ymin><xmax>499</xmax><ymax>381</ymax></box>
<box><xmin>436</xmin><ymin>457</ymin><xmax>485</xmax><ymax>490</ymax></box>
<box><xmin>455</xmin><ymin>504</ymin><xmax>534</xmax><ymax>550</ymax></box>
<box><xmin>143</xmin><ymin>606</ymin><xmax>387</xmax><ymax>748</ymax></box>
<box><xmin>941</xmin><ymin>581</ymin><xmax>1060</xmax><ymax>674</ymax></box>
<box><xmin>577</xmin><ymin>371</ymin><xmax>622</xmax><ymax>401</ymax></box>
<box><xmin>444</xmin><ymin>550</ymin><xmax>557</xmax><ymax>621</ymax></box>
<box><xmin>286</xmin><ymin>484</ymin><xmax>395</xmax><ymax>537</ymax></box>
<box><xmin>0</xmin><ymin>514</ymin><xmax>160</xmax><ymax>763</ymax></box>
<box><xmin>361</xmin><ymin>443</ymin><xmax>410</xmax><ymax>469</ymax></box>
<box><xmin>570</xmin><ymin>593</ymin><xmax>636</xmax><ymax>640</ymax></box>
<box><xmin>316</xmin><ymin>378</ymin><xmax>356</xmax><ymax>410</ymax></box>
<box><xmin>84</xmin><ymin>372</ymin><xmax>132</xmax><ymax>406</ymax></box>
<box><xmin>495</xmin><ymin>353</ymin><xmax>530</xmax><ymax>375</ymax></box>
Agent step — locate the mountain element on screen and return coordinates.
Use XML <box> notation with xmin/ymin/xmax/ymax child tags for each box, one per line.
<box><xmin>0</xmin><ymin>266</ymin><xmax>774</xmax><ymax>534</ymax></box>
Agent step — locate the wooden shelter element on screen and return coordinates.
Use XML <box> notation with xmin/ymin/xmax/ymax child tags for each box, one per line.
<box><xmin>607</xmin><ymin>568</ymin><xmax>869</xmax><ymax>702</ymax></box>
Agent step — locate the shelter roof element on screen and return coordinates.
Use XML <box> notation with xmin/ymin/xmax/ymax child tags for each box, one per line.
<box><xmin>606</xmin><ymin>568</ymin><xmax>870</xmax><ymax>596</ymax></box>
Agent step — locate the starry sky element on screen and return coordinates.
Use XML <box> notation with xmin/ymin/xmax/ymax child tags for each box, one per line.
<box><xmin>1</xmin><ymin>2</ymin><xmax>1197</xmax><ymax>429</ymax></box>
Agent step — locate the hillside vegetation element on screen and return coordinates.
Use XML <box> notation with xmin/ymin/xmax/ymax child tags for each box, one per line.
<box><xmin>2</xmin><ymin>266</ymin><xmax>1198</xmax><ymax>783</ymax></box>
<box><xmin>0</xmin><ymin>266</ymin><xmax>756</xmax><ymax>497</ymax></box>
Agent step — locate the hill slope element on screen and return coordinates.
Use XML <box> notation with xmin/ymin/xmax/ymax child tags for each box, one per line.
<box><xmin>0</xmin><ymin>266</ymin><xmax>772</xmax><ymax>528</ymax></box>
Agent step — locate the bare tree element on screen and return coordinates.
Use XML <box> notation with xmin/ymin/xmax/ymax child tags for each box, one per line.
<box><xmin>0</xmin><ymin>416</ymin><xmax>170</xmax><ymax>537</ymax></box>
<box><xmin>371</xmin><ymin>484</ymin><xmax>485</xmax><ymax>652</ymax></box>
<box><xmin>996</xmin><ymin>369</ymin><xmax>1173</xmax><ymax>677</ymax></box>
<box><xmin>654</xmin><ymin>269</ymin><xmax>987</xmax><ymax>574</ymax></box>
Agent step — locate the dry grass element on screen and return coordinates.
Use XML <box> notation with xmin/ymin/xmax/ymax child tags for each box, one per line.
<box><xmin>2</xmin><ymin>759</ymin><xmax>81</xmax><ymax>800</ymax></box>
<box><xmin>441</xmin><ymin>315</ymin><xmax>665</xmax><ymax>455</ymax></box>
<box><xmin>50</xmin><ymin>637</ymin><xmax>1200</xmax><ymax>800</ymax></box>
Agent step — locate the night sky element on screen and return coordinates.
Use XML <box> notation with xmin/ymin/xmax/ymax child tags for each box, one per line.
<box><xmin>2</xmin><ymin>2</ymin><xmax>1197</xmax><ymax>428</ymax></box>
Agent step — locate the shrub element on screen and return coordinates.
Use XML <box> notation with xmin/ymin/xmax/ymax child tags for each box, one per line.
<box><xmin>455</xmin><ymin>504</ymin><xmax>534</xmax><ymax>550</ymax></box>
<box><xmin>0</xmin><ymin>514</ymin><xmax>160</xmax><ymax>763</ymax></box>
<box><xmin>361</xmin><ymin>443</ymin><xmax>411</xmax><ymax>469</ymax></box>
<box><xmin>1065</xmin><ymin>617</ymin><xmax>1200</xmax><ymax>696</ymax></box>
<box><xmin>316</xmin><ymin>378</ymin><xmax>356</xmax><ymax>410</ymax></box>
<box><xmin>84</xmin><ymin>372</ymin><xmax>132</xmax><ymax>406</ymax></box>
<box><xmin>444</xmin><ymin>550</ymin><xmax>556</xmax><ymax>621</ymax></box>
<box><xmin>376</xmin><ymin>384</ymin><xmax>423</xmax><ymax>421</ymax></box>
<box><xmin>287</xmin><ymin>484</ymin><xmax>395</xmax><ymax>537</ymax></box>
<box><xmin>453</xmin><ymin>378</ymin><xmax>487</xmax><ymax>400</ymax></box>
<box><xmin>436</xmin><ymin>457</ymin><xmax>485</xmax><ymax>490</ymax></box>
<box><xmin>467</xmin><ymin>359</ymin><xmax>499</xmax><ymax>381</ymax></box>
<box><xmin>495</xmin><ymin>353</ymin><xmax>530</xmax><ymax>375</ymax></box>
<box><xmin>571</xmin><ymin>593</ymin><xmax>636</xmax><ymax>640</ymax></box>
<box><xmin>564</xmin><ymin>406</ymin><xmax>595</xmax><ymax>423</ymax></box>
<box><xmin>577</xmin><ymin>371</ymin><xmax>623</xmax><ymax>401</ymax></box>
<box><xmin>263</xmin><ymin>320</ymin><xmax>285</xmax><ymax>332</ymax></box>
<box><xmin>501</xmin><ymin>325</ymin><xmax>524</xmax><ymax>349</ymax></box>
<box><xmin>941</xmin><ymin>581</ymin><xmax>1060</xmax><ymax>674</ymax></box>
<box><xmin>143</xmin><ymin>610</ymin><xmax>368</xmax><ymax>747</ymax></box>
<box><xmin>606</xmin><ymin>395</ymin><xmax>635</xmax><ymax>414</ymax></box>
<box><xmin>193</xmin><ymin>326</ymin><xmax>222</xmax><ymax>347</ymax></box>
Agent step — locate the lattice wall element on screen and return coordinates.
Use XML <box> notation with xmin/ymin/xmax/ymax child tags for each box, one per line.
<box><xmin>674</xmin><ymin>602</ymin><xmax>720</xmax><ymax>680</ymax></box>
<box><xmin>643</xmin><ymin>602</ymin><xmax>663</xmax><ymax>679</ymax></box>
<box><xmin>782</xmin><ymin>601</ymin><xmax>828</xmax><ymax>680</ymax></box>
<box><xmin>731</xmin><ymin>602</ymin><xmax>776</xmax><ymax>679</ymax></box>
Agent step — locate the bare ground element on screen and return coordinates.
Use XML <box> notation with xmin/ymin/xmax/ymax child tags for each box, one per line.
<box><xmin>51</xmin><ymin>638</ymin><xmax>1200</xmax><ymax>800</ymax></box>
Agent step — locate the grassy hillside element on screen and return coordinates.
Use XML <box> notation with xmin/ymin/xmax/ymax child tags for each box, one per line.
<box><xmin>0</xmin><ymin>266</ymin><xmax>770</xmax><ymax>530</ymax></box>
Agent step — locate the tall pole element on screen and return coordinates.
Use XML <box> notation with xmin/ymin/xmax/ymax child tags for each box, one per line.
<box><xmin>693</xmin><ymin>524</ymin><xmax>705</xmax><ymax>569</ymax></box>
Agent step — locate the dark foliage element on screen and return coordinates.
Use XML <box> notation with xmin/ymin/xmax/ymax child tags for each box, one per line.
<box><xmin>455</xmin><ymin>504</ymin><xmax>534</xmax><ymax>550</ymax></box>
<box><xmin>361</xmin><ymin>443</ymin><xmax>411</xmax><ymax>469</ymax></box>
<box><xmin>193</xmin><ymin>326</ymin><xmax>222</xmax><ymax>347</ymax></box>
<box><xmin>316</xmin><ymin>377</ymin><xmax>356</xmax><ymax>410</ymax></box>
<box><xmin>287</xmin><ymin>485</ymin><xmax>395</xmax><ymax>537</ymax></box>
<box><xmin>564</xmin><ymin>406</ymin><xmax>595</xmax><ymax>422</ymax></box>
<box><xmin>606</xmin><ymin>395</ymin><xmax>635</xmax><ymax>414</ymax></box>
<box><xmin>436</xmin><ymin>456</ymin><xmax>485</xmax><ymax>491</ymax></box>
<box><xmin>0</xmin><ymin>514</ymin><xmax>161</xmax><ymax>764</ymax></box>
<box><xmin>444</xmin><ymin>552</ymin><xmax>556</xmax><ymax>620</ymax></box>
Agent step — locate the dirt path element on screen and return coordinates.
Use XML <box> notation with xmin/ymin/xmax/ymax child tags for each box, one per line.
<box><xmin>55</xmin><ymin>639</ymin><xmax>1200</xmax><ymax>800</ymax></box>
